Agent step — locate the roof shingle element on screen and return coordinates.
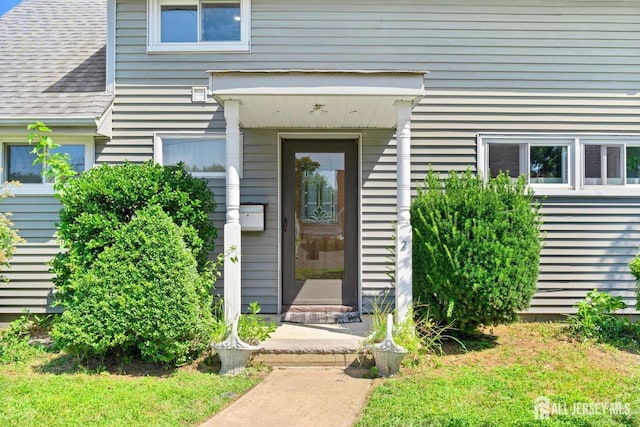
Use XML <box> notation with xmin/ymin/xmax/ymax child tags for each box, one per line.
<box><xmin>0</xmin><ymin>0</ymin><xmax>113</xmax><ymax>121</ymax></box>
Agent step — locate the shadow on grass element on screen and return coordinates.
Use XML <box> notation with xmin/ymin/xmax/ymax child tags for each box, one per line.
<box><xmin>436</xmin><ymin>330</ymin><xmax>499</xmax><ymax>356</ymax></box>
<box><xmin>196</xmin><ymin>352</ymin><xmax>222</xmax><ymax>374</ymax></box>
<box><xmin>35</xmin><ymin>352</ymin><xmax>178</xmax><ymax>377</ymax></box>
<box><xmin>36</xmin><ymin>349</ymin><xmax>233</xmax><ymax>376</ymax></box>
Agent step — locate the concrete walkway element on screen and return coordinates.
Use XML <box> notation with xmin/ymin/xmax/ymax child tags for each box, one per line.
<box><xmin>199</xmin><ymin>367</ymin><xmax>372</xmax><ymax>427</ymax></box>
<box><xmin>201</xmin><ymin>318</ymin><xmax>374</xmax><ymax>426</ymax></box>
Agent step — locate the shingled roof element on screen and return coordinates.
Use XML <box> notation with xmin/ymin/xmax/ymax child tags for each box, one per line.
<box><xmin>0</xmin><ymin>0</ymin><xmax>113</xmax><ymax>125</ymax></box>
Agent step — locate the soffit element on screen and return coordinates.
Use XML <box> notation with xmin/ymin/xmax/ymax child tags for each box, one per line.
<box><xmin>209</xmin><ymin>70</ymin><xmax>427</xmax><ymax>128</ymax></box>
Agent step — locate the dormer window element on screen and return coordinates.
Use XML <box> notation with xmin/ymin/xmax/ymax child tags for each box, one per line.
<box><xmin>148</xmin><ymin>0</ymin><xmax>250</xmax><ymax>53</ymax></box>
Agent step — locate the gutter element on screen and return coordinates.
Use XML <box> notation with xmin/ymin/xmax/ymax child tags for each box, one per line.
<box><xmin>0</xmin><ymin>97</ymin><xmax>114</xmax><ymax>138</ymax></box>
<box><xmin>0</xmin><ymin>117</ymin><xmax>98</xmax><ymax>126</ymax></box>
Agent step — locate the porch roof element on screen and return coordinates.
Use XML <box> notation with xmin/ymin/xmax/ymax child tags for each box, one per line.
<box><xmin>208</xmin><ymin>70</ymin><xmax>427</xmax><ymax>128</ymax></box>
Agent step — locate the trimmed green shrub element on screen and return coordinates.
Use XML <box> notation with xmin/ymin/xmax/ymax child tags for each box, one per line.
<box><xmin>51</xmin><ymin>205</ymin><xmax>215</xmax><ymax>365</ymax></box>
<box><xmin>52</xmin><ymin>161</ymin><xmax>216</xmax><ymax>306</ymax></box>
<box><xmin>411</xmin><ymin>169</ymin><xmax>542</xmax><ymax>333</ymax></box>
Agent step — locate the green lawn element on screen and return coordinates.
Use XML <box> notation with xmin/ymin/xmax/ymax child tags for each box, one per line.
<box><xmin>0</xmin><ymin>352</ymin><xmax>266</xmax><ymax>427</ymax></box>
<box><xmin>357</xmin><ymin>322</ymin><xmax>640</xmax><ymax>426</ymax></box>
<box><xmin>4</xmin><ymin>322</ymin><xmax>639</xmax><ymax>426</ymax></box>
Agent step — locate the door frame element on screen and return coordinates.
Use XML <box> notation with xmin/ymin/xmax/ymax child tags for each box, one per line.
<box><xmin>277</xmin><ymin>132</ymin><xmax>362</xmax><ymax>314</ymax></box>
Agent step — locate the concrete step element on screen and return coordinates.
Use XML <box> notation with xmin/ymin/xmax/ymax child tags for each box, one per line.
<box><xmin>251</xmin><ymin>316</ymin><xmax>374</xmax><ymax>367</ymax></box>
<box><xmin>252</xmin><ymin>352</ymin><xmax>373</xmax><ymax>368</ymax></box>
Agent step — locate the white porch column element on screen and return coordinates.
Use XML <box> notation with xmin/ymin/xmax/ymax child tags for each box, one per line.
<box><xmin>395</xmin><ymin>101</ymin><xmax>413</xmax><ymax>322</ymax></box>
<box><xmin>223</xmin><ymin>100</ymin><xmax>242</xmax><ymax>325</ymax></box>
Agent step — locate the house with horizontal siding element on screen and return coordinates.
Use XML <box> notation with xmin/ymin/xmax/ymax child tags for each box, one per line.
<box><xmin>1</xmin><ymin>0</ymin><xmax>639</xmax><ymax>323</ymax></box>
<box><xmin>0</xmin><ymin>0</ymin><xmax>113</xmax><ymax>323</ymax></box>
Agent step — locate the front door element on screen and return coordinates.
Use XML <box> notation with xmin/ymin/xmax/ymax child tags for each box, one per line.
<box><xmin>282</xmin><ymin>139</ymin><xmax>358</xmax><ymax>307</ymax></box>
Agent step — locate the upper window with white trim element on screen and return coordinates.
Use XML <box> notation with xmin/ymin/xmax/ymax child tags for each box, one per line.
<box><xmin>479</xmin><ymin>135</ymin><xmax>640</xmax><ymax>194</ymax></box>
<box><xmin>0</xmin><ymin>136</ymin><xmax>94</xmax><ymax>194</ymax></box>
<box><xmin>154</xmin><ymin>132</ymin><xmax>237</xmax><ymax>178</ymax></box>
<box><xmin>148</xmin><ymin>0</ymin><xmax>251</xmax><ymax>53</ymax></box>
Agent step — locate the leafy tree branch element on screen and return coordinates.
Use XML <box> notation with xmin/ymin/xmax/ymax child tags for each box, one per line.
<box><xmin>27</xmin><ymin>122</ymin><xmax>76</xmax><ymax>194</ymax></box>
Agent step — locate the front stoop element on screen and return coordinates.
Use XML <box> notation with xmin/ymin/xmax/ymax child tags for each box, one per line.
<box><xmin>251</xmin><ymin>316</ymin><xmax>373</xmax><ymax>368</ymax></box>
<box><xmin>253</xmin><ymin>352</ymin><xmax>373</xmax><ymax>368</ymax></box>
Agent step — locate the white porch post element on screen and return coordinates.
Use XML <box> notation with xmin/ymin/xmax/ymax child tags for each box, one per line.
<box><xmin>223</xmin><ymin>100</ymin><xmax>242</xmax><ymax>325</ymax></box>
<box><xmin>395</xmin><ymin>101</ymin><xmax>413</xmax><ymax>322</ymax></box>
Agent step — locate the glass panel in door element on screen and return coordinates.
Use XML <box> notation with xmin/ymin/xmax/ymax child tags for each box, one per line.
<box><xmin>294</xmin><ymin>152</ymin><xmax>345</xmax><ymax>302</ymax></box>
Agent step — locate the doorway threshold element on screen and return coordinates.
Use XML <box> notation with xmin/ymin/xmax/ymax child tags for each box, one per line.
<box><xmin>281</xmin><ymin>305</ymin><xmax>360</xmax><ymax>324</ymax></box>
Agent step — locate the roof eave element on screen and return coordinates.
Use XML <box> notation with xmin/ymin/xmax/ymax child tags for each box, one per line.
<box><xmin>0</xmin><ymin>117</ymin><xmax>98</xmax><ymax>126</ymax></box>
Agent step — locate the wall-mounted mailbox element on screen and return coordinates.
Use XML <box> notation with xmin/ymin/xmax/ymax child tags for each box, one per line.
<box><xmin>239</xmin><ymin>204</ymin><xmax>266</xmax><ymax>231</ymax></box>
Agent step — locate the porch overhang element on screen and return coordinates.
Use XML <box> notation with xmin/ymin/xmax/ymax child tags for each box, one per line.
<box><xmin>208</xmin><ymin>70</ymin><xmax>427</xmax><ymax>128</ymax></box>
<box><xmin>213</xmin><ymin>70</ymin><xmax>427</xmax><ymax>324</ymax></box>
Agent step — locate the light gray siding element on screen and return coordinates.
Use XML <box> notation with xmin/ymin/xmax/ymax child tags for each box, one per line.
<box><xmin>534</xmin><ymin>197</ymin><xmax>640</xmax><ymax>315</ymax></box>
<box><xmin>411</xmin><ymin>93</ymin><xmax>640</xmax><ymax>314</ymax></box>
<box><xmin>0</xmin><ymin>136</ymin><xmax>109</xmax><ymax>319</ymax></box>
<box><xmin>236</xmin><ymin>130</ymin><xmax>279</xmax><ymax>313</ymax></box>
<box><xmin>360</xmin><ymin>129</ymin><xmax>398</xmax><ymax>310</ymax></box>
<box><xmin>115</xmin><ymin>0</ymin><xmax>639</xmax><ymax>91</ymax></box>
<box><xmin>107</xmin><ymin>0</ymin><xmax>640</xmax><ymax>314</ymax></box>
<box><xmin>0</xmin><ymin>196</ymin><xmax>60</xmax><ymax>318</ymax></box>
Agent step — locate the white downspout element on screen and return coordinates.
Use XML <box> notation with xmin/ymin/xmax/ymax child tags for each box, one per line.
<box><xmin>395</xmin><ymin>101</ymin><xmax>413</xmax><ymax>322</ymax></box>
<box><xmin>223</xmin><ymin>100</ymin><xmax>242</xmax><ymax>325</ymax></box>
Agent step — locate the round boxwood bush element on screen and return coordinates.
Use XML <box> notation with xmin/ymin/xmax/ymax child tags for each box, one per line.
<box><xmin>52</xmin><ymin>161</ymin><xmax>216</xmax><ymax>306</ymax></box>
<box><xmin>411</xmin><ymin>169</ymin><xmax>542</xmax><ymax>333</ymax></box>
<box><xmin>51</xmin><ymin>205</ymin><xmax>215</xmax><ymax>365</ymax></box>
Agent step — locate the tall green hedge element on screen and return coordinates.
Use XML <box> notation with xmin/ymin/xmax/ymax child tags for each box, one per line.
<box><xmin>52</xmin><ymin>162</ymin><xmax>217</xmax><ymax>306</ymax></box>
<box><xmin>51</xmin><ymin>205</ymin><xmax>215</xmax><ymax>365</ymax></box>
<box><xmin>411</xmin><ymin>169</ymin><xmax>542</xmax><ymax>333</ymax></box>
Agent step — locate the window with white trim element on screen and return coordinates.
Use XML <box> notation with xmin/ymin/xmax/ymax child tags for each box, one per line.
<box><xmin>148</xmin><ymin>0</ymin><xmax>250</xmax><ymax>53</ymax></box>
<box><xmin>583</xmin><ymin>143</ymin><xmax>623</xmax><ymax>185</ymax></box>
<box><xmin>479</xmin><ymin>135</ymin><xmax>640</xmax><ymax>193</ymax></box>
<box><xmin>154</xmin><ymin>133</ymin><xmax>235</xmax><ymax>178</ymax></box>
<box><xmin>483</xmin><ymin>137</ymin><xmax>572</xmax><ymax>186</ymax></box>
<box><xmin>0</xmin><ymin>136</ymin><xmax>94</xmax><ymax>193</ymax></box>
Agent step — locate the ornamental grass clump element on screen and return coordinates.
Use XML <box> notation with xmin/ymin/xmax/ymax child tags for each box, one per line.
<box><xmin>411</xmin><ymin>169</ymin><xmax>542</xmax><ymax>334</ymax></box>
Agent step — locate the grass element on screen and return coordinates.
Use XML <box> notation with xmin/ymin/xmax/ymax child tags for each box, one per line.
<box><xmin>356</xmin><ymin>322</ymin><xmax>640</xmax><ymax>426</ymax></box>
<box><xmin>0</xmin><ymin>350</ymin><xmax>267</xmax><ymax>427</ymax></box>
